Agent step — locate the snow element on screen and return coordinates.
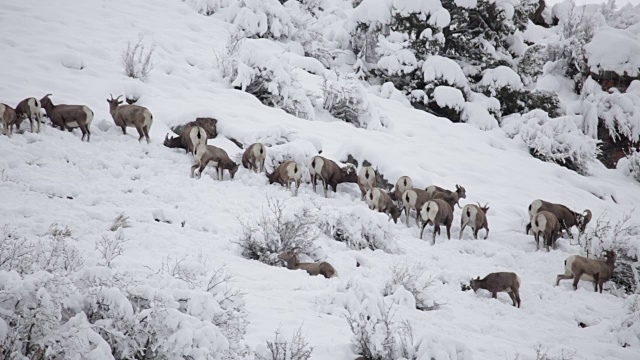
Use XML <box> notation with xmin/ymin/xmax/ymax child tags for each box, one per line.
<box><xmin>1</xmin><ymin>0</ymin><xmax>640</xmax><ymax>359</ymax></box>
<box><xmin>584</xmin><ymin>26</ymin><xmax>640</xmax><ymax>77</ymax></box>
<box><xmin>479</xmin><ymin>66</ymin><xmax>524</xmax><ymax>91</ymax></box>
<box><xmin>422</xmin><ymin>55</ymin><xmax>469</xmax><ymax>88</ymax></box>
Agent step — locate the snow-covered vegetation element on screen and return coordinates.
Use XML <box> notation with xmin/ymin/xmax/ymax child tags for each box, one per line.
<box><xmin>1</xmin><ymin>0</ymin><xmax>640</xmax><ymax>359</ymax></box>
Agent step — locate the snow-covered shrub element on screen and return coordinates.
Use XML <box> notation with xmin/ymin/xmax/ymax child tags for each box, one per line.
<box><xmin>254</xmin><ymin>326</ymin><xmax>314</xmax><ymax>360</ymax></box>
<box><xmin>612</xmin><ymin>294</ymin><xmax>640</xmax><ymax>348</ymax></box>
<box><xmin>318</xmin><ymin>205</ymin><xmax>399</xmax><ymax>254</ymax></box>
<box><xmin>626</xmin><ymin>150</ymin><xmax>640</xmax><ymax>183</ymax></box>
<box><xmin>383</xmin><ymin>262</ymin><xmax>439</xmax><ymax>311</ymax></box>
<box><xmin>429</xmin><ymin>85</ymin><xmax>465</xmax><ymax>121</ymax></box>
<box><xmin>184</xmin><ymin>0</ymin><xmax>226</xmax><ymax>15</ymax></box>
<box><xmin>0</xmin><ymin>225</ymin><xmax>250</xmax><ymax>360</ymax></box>
<box><xmin>220</xmin><ymin>0</ymin><xmax>295</xmax><ymax>40</ymax></box>
<box><xmin>121</xmin><ymin>36</ymin><xmax>155</xmax><ymax>82</ymax></box>
<box><xmin>219</xmin><ymin>35</ymin><xmax>315</xmax><ymax>120</ymax></box>
<box><xmin>518</xmin><ymin>44</ymin><xmax>548</xmax><ymax>86</ymax></box>
<box><xmin>580</xmin><ymin>212</ymin><xmax>640</xmax><ymax>295</ymax></box>
<box><xmin>502</xmin><ymin>110</ymin><xmax>599</xmax><ymax>174</ymax></box>
<box><xmin>235</xmin><ymin>197</ymin><xmax>319</xmax><ymax>265</ymax></box>
<box><xmin>605</xmin><ymin>2</ymin><xmax>640</xmax><ymax>30</ymax></box>
<box><xmin>322</xmin><ymin>71</ymin><xmax>389</xmax><ymax>129</ymax></box>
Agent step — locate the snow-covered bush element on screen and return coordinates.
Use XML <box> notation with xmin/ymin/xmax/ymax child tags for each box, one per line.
<box><xmin>121</xmin><ymin>36</ymin><xmax>155</xmax><ymax>82</ymax></box>
<box><xmin>502</xmin><ymin>110</ymin><xmax>599</xmax><ymax>174</ymax></box>
<box><xmin>318</xmin><ymin>205</ymin><xmax>399</xmax><ymax>254</ymax></box>
<box><xmin>254</xmin><ymin>326</ymin><xmax>314</xmax><ymax>360</ymax></box>
<box><xmin>235</xmin><ymin>197</ymin><xmax>319</xmax><ymax>265</ymax></box>
<box><xmin>580</xmin><ymin>212</ymin><xmax>640</xmax><ymax>295</ymax></box>
<box><xmin>518</xmin><ymin>44</ymin><xmax>548</xmax><ymax>86</ymax></box>
<box><xmin>322</xmin><ymin>71</ymin><xmax>389</xmax><ymax>129</ymax></box>
<box><xmin>429</xmin><ymin>85</ymin><xmax>465</xmax><ymax>121</ymax></box>
<box><xmin>605</xmin><ymin>2</ymin><xmax>640</xmax><ymax>30</ymax></box>
<box><xmin>184</xmin><ymin>0</ymin><xmax>226</xmax><ymax>15</ymax></box>
<box><xmin>383</xmin><ymin>262</ymin><xmax>439</xmax><ymax>311</ymax></box>
<box><xmin>0</xmin><ymin>224</ymin><xmax>250</xmax><ymax>360</ymax></box>
<box><xmin>218</xmin><ymin>35</ymin><xmax>315</xmax><ymax>120</ymax></box>
<box><xmin>220</xmin><ymin>0</ymin><xmax>295</xmax><ymax>40</ymax></box>
<box><xmin>627</xmin><ymin>150</ymin><xmax>640</xmax><ymax>183</ymax></box>
<box><xmin>612</xmin><ymin>294</ymin><xmax>640</xmax><ymax>348</ymax></box>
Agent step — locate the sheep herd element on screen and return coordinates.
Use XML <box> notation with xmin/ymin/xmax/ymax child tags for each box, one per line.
<box><xmin>1</xmin><ymin>94</ymin><xmax>618</xmax><ymax>308</ymax></box>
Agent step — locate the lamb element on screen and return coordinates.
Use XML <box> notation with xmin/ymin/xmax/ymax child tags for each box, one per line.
<box><xmin>357</xmin><ymin>166</ymin><xmax>376</xmax><ymax>200</ymax></box>
<box><xmin>556</xmin><ymin>250</ymin><xmax>617</xmax><ymax>293</ymax></box>
<box><xmin>107</xmin><ymin>94</ymin><xmax>153</xmax><ymax>143</ymax></box>
<box><xmin>390</xmin><ymin>176</ymin><xmax>413</xmax><ymax>207</ymax></box>
<box><xmin>40</xmin><ymin>94</ymin><xmax>94</xmax><ymax>141</ymax></box>
<box><xmin>190</xmin><ymin>144</ymin><xmax>239</xmax><ymax>180</ymax></box>
<box><xmin>531</xmin><ymin>210</ymin><xmax>562</xmax><ymax>251</ymax></box>
<box><xmin>425</xmin><ymin>184</ymin><xmax>466</xmax><ymax>208</ymax></box>
<box><xmin>460</xmin><ymin>203</ymin><xmax>490</xmax><ymax>240</ymax></box>
<box><xmin>268</xmin><ymin>160</ymin><xmax>302</xmax><ymax>195</ymax></box>
<box><xmin>309</xmin><ymin>155</ymin><xmax>357</xmax><ymax>198</ymax></box>
<box><xmin>278</xmin><ymin>250</ymin><xmax>337</xmax><ymax>278</ymax></box>
<box><xmin>241</xmin><ymin>143</ymin><xmax>266</xmax><ymax>173</ymax></box>
<box><xmin>526</xmin><ymin>199</ymin><xmax>592</xmax><ymax>239</ymax></box>
<box><xmin>0</xmin><ymin>104</ymin><xmax>18</xmax><ymax>137</ymax></box>
<box><xmin>15</xmin><ymin>97</ymin><xmax>42</xmax><ymax>133</ymax></box>
<box><xmin>402</xmin><ymin>188</ymin><xmax>432</xmax><ymax>227</ymax></box>
<box><xmin>470</xmin><ymin>272</ymin><xmax>521</xmax><ymax>308</ymax></box>
<box><xmin>419</xmin><ymin>199</ymin><xmax>454</xmax><ymax>244</ymax></box>
<box><xmin>163</xmin><ymin>126</ymin><xmax>207</xmax><ymax>154</ymax></box>
<box><xmin>365</xmin><ymin>188</ymin><xmax>402</xmax><ymax>223</ymax></box>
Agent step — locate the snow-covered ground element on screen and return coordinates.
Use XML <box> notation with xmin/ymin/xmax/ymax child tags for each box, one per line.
<box><xmin>1</xmin><ymin>0</ymin><xmax>639</xmax><ymax>359</ymax></box>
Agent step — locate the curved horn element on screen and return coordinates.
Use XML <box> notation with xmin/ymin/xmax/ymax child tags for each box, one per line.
<box><xmin>115</xmin><ymin>95</ymin><xmax>123</xmax><ymax>101</ymax></box>
<box><xmin>165</xmin><ymin>133</ymin><xmax>169</xmax><ymax>141</ymax></box>
<box><xmin>109</xmin><ymin>94</ymin><xmax>114</xmax><ymax>100</ymax></box>
<box><xmin>44</xmin><ymin>93</ymin><xmax>52</xmax><ymax>97</ymax></box>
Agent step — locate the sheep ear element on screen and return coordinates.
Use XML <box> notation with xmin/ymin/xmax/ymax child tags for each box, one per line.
<box><xmin>475</xmin><ymin>276</ymin><xmax>480</xmax><ymax>280</ymax></box>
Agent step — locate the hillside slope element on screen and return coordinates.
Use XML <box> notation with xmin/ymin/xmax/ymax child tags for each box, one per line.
<box><xmin>1</xmin><ymin>0</ymin><xmax>639</xmax><ymax>359</ymax></box>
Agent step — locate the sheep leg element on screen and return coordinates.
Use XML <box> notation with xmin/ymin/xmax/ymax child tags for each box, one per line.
<box><xmin>555</xmin><ymin>272</ymin><xmax>573</xmax><ymax>286</ymax></box>
<box><xmin>572</xmin><ymin>270</ymin><xmax>585</xmax><ymax>290</ymax></box>
<box><xmin>322</xmin><ymin>178</ymin><xmax>328</xmax><ymax>198</ymax></box>
<box><xmin>473</xmin><ymin>226</ymin><xmax>479</xmax><ymax>240</ymax></box>
<box><xmin>534</xmin><ymin>232</ymin><xmax>540</xmax><ymax>250</ymax></box>
<box><xmin>432</xmin><ymin>224</ymin><xmax>439</xmax><ymax>245</ymax></box>
<box><xmin>446</xmin><ymin>222</ymin><xmax>451</xmax><ymax>240</ymax></box>
<box><xmin>419</xmin><ymin>221</ymin><xmax>427</xmax><ymax>240</ymax></box>
<box><xmin>121</xmin><ymin>125</ymin><xmax>127</xmax><ymax>134</ymax></box>
<box><xmin>459</xmin><ymin>223</ymin><xmax>466</xmax><ymax>239</ymax></box>
<box><xmin>295</xmin><ymin>179</ymin><xmax>300</xmax><ymax>196</ymax></box>
<box><xmin>507</xmin><ymin>291</ymin><xmax>517</xmax><ymax>307</ymax></box>
<box><xmin>190</xmin><ymin>162</ymin><xmax>200</xmax><ymax>178</ymax></box>
<box><xmin>35</xmin><ymin>112</ymin><xmax>42</xmax><ymax>133</ymax></box>
<box><xmin>404</xmin><ymin>205</ymin><xmax>411</xmax><ymax>228</ymax></box>
<box><xmin>135</xmin><ymin>125</ymin><xmax>145</xmax><ymax>143</ymax></box>
<box><xmin>592</xmin><ymin>273</ymin><xmax>600</xmax><ymax>293</ymax></box>
<box><xmin>29</xmin><ymin>116</ymin><xmax>35</xmax><ymax>133</ymax></box>
<box><xmin>484</xmin><ymin>226</ymin><xmax>489</xmax><ymax>240</ymax></box>
<box><xmin>143</xmin><ymin>125</ymin><xmax>151</xmax><ymax>144</ymax></box>
<box><xmin>311</xmin><ymin>174</ymin><xmax>317</xmax><ymax>193</ymax></box>
<box><xmin>525</xmin><ymin>222</ymin><xmax>532</xmax><ymax>235</ymax></box>
<box><xmin>491</xmin><ymin>291</ymin><xmax>498</xmax><ymax>299</ymax></box>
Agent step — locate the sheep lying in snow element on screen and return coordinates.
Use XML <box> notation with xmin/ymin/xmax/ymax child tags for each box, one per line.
<box><xmin>278</xmin><ymin>250</ymin><xmax>336</xmax><ymax>278</ymax></box>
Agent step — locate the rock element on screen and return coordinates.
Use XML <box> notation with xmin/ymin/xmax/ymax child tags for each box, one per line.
<box><xmin>170</xmin><ymin>117</ymin><xmax>218</xmax><ymax>139</ymax></box>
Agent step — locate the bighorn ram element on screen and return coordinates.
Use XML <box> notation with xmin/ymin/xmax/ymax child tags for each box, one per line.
<box><xmin>390</xmin><ymin>176</ymin><xmax>413</xmax><ymax>207</ymax></box>
<box><xmin>460</xmin><ymin>203</ymin><xmax>489</xmax><ymax>240</ymax></box>
<box><xmin>556</xmin><ymin>250</ymin><xmax>617</xmax><ymax>293</ymax></box>
<box><xmin>419</xmin><ymin>199</ymin><xmax>454</xmax><ymax>244</ymax></box>
<box><xmin>470</xmin><ymin>272</ymin><xmax>521</xmax><ymax>308</ymax></box>
<box><xmin>531</xmin><ymin>210</ymin><xmax>562</xmax><ymax>251</ymax></box>
<box><xmin>268</xmin><ymin>160</ymin><xmax>302</xmax><ymax>195</ymax></box>
<box><xmin>241</xmin><ymin>143</ymin><xmax>266</xmax><ymax>173</ymax></box>
<box><xmin>365</xmin><ymin>188</ymin><xmax>402</xmax><ymax>223</ymax></box>
<box><xmin>107</xmin><ymin>94</ymin><xmax>153</xmax><ymax>143</ymax></box>
<box><xmin>402</xmin><ymin>189</ymin><xmax>431</xmax><ymax>227</ymax></box>
<box><xmin>358</xmin><ymin>166</ymin><xmax>376</xmax><ymax>200</ymax></box>
<box><xmin>15</xmin><ymin>97</ymin><xmax>42</xmax><ymax>133</ymax></box>
<box><xmin>40</xmin><ymin>94</ymin><xmax>93</xmax><ymax>141</ymax></box>
<box><xmin>190</xmin><ymin>144</ymin><xmax>239</xmax><ymax>180</ymax></box>
<box><xmin>309</xmin><ymin>155</ymin><xmax>357</xmax><ymax>198</ymax></box>
<box><xmin>526</xmin><ymin>199</ymin><xmax>592</xmax><ymax>238</ymax></box>
<box><xmin>1</xmin><ymin>104</ymin><xmax>18</xmax><ymax>137</ymax></box>
<box><xmin>164</xmin><ymin>126</ymin><xmax>207</xmax><ymax>154</ymax></box>
<box><xmin>425</xmin><ymin>184</ymin><xmax>467</xmax><ymax>208</ymax></box>
<box><xmin>278</xmin><ymin>250</ymin><xmax>337</xmax><ymax>278</ymax></box>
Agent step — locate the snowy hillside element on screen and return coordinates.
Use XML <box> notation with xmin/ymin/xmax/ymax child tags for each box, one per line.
<box><xmin>1</xmin><ymin>0</ymin><xmax>640</xmax><ymax>359</ymax></box>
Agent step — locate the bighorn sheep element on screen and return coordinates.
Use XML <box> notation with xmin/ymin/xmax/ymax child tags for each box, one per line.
<box><xmin>556</xmin><ymin>250</ymin><xmax>616</xmax><ymax>293</ymax></box>
<box><xmin>241</xmin><ymin>143</ymin><xmax>266</xmax><ymax>173</ymax></box>
<box><xmin>190</xmin><ymin>144</ymin><xmax>239</xmax><ymax>180</ymax></box>
<box><xmin>164</xmin><ymin>126</ymin><xmax>207</xmax><ymax>154</ymax></box>
<box><xmin>460</xmin><ymin>203</ymin><xmax>489</xmax><ymax>240</ymax></box>
<box><xmin>0</xmin><ymin>104</ymin><xmax>18</xmax><ymax>137</ymax></box>
<box><xmin>470</xmin><ymin>272</ymin><xmax>521</xmax><ymax>308</ymax></box>
<box><xmin>40</xmin><ymin>94</ymin><xmax>93</xmax><ymax>141</ymax></box>
<box><xmin>15</xmin><ymin>97</ymin><xmax>42</xmax><ymax>133</ymax></box>
<box><xmin>107</xmin><ymin>94</ymin><xmax>153</xmax><ymax>143</ymax></box>
<box><xmin>268</xmin><ymin>160</ymin><xmax>302</xmax><ymax>195</ymax></box>
<box><xmin>531</xmin><ymin>211</ymin><xmax>562</xmax><ymax>251</ymax></box>
<box><xmin>278</xmin><ymin>250</ymin><xmax>337</xmax><ymax>278</ymax></box>
<box><xmin>390</xmin><ymin>176</ymin><xmax>413</xmax><ymax>207</ymax></box>
<box><xmin>526</xmin><ymin>199</ymin><xmax>592</xmax><ymax>238</ymax></box>
<box><xmin>402</xmin><ymin>189</ymin><xmax>431</xmax><ymax>227</ymax></box>
<box><xmin>309</xmin><ymin>155</ymin><xmax>357</xmax><ymax>198</ymax></box>
<box><xmin>365</xmin><ymin>188</ymin><xmax>402</xmax><ymax>223</ymax></box>
<box><xmin>419</xmin><ymin>199</ymin><xmax>454</xmax><ymax>244</ymax></box>
<box><xmin>358</xmin><ymin>166</ymin><xmax>376</xmax><ymax>200</ymax></box>
<box><xmin>425</xmin><ymin>184</ymin><xmax>467</xmax><ymax>208</ymax></box>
